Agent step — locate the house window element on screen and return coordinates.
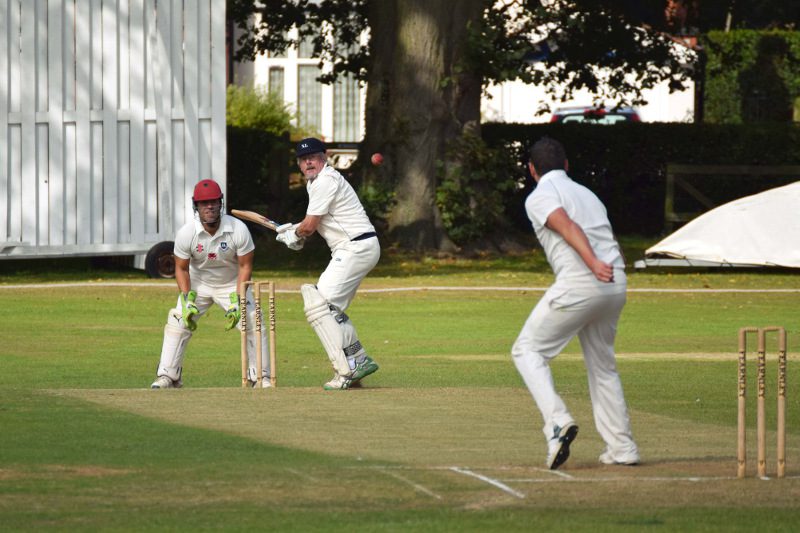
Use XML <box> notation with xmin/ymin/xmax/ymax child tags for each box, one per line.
<box><xmin>268</xmin><ymin>67</ymin><xmax>284</xmax><ymax>99</ymax></box>
<box><xmin>334</xmin><ymin>73</ymin><xmax>360</xmax><ymax>141</ymax></box>
<box><xmin>298</xmin><ymin>35</ymin><xmax>315</xmax><ymax>58</ymax></box>
<box><xmin>298</xmin><ymin>65</ymin><xmax>322</xmax><ymax>133</ymax></box>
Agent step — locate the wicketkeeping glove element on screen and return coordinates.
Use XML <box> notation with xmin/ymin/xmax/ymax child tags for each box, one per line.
<box><xmin>224</xmin><ymin>292</ymin><xmax>241</xmax><ymax>331</ymax></box>
<box><xmin>181</xmin><ymin>290</ymin><xmax>199</xmax><ymax>331</ymax></box>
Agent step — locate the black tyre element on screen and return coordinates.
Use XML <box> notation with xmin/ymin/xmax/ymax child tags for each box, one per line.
<box><xmin>144</xmin><ymin>241</ymin><xmax>176</xmax><ymax>279</ymax></box>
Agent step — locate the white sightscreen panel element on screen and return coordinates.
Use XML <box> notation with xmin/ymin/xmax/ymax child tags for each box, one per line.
<box><xmin>197</xmin><ymin>0</ymin><xmax>211</xmax><ymax>110</ymax></box>
<box><xmin>75</xmin><ymin>118</ymin><xmax>92</xmax><ymax>246</ymax></box>
<box><xmin>0</xmin><ymin>0</ymin><xmax>9</xmax><ymax>240</ymax></box>
<box><xmin>144</xmin><ymin>120</ymin><xmax>159</xmax><ymax>236</ymax></box>
<box><xmin>63</xmin><ymin>122</ymin><xmax>77</xmax><ymax>245</ymax></box>
<box><xmin>8</xmin><ymin>125</ymin><xmax>21</xmax><ymax>241</ymax></box>
<box><xmin>171</xmin><ymin>120</ymin><xmax>187</xmax><ymax>226</ymax></box>
<box><xmin>118</xmin><ymin>122</ymin><xmax>131</xmax><ymax>242</ymax></box>
<box><xmin>90</xmin><ymin>121</ymin><xmax>103</xmax><ymax>243</ymax></box>
<box><xmin>35</xmin><ymin>0</ymin><xmax>47</xmax><ymax>112</ymax></box>
<box><xmin>2</xmin><ymin>0</ymin><xmax>223</xmax><ymax>252</ymax></box>
<box><xmin>36</xmin><ymin>123</ymin><xmax>48</xmax><ymax>245</ymax></box>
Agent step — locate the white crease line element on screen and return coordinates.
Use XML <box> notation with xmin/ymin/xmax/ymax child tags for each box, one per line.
<box><xmin>379</xmin><ymin>469</ymin><xmax>442</xmax><ymax>500</ymax></box>
<box><xmin>505</xmin><ymin>475</ymin><xmax>739</xmax><ymax>483</ymax></box>
<box><xmin>449</xmin><ymin>467</ymin><xmax>525</xmax><ymax>499</ymax></box>
<box><xmin>535</xmin><ymin>467</ymin><xmax>574</xmax><ymax>479</ymax></box>
<box><xmin>2</xmin><ymin>282</ymin><xmax>799</xmax><ymax>294</ymax></box>
<box><xmin>285</xmin><ymin>467</ymin><xmax>319</xmax><ymax>482</ymax></box>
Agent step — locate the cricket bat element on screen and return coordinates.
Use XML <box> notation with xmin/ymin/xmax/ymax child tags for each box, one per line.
<box><xmin>230</xmin><ymin>209</ymin><xmax>283</xmax><ymax>232</ymax></box>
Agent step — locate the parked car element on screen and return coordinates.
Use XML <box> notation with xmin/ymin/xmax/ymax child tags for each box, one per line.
<box><xmin>550</xmin><ymin>106</ymin><xmax>641</xmax><ymax>124</ymax></box>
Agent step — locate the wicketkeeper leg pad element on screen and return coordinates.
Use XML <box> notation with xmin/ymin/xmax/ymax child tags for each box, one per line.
<box><xmin>156</xmin><ymin>320</ymin><xmax>192</xmax><ymax>381</ymax></box>
<box><xmin>301</xmin><ymin>284</ymin><xmax>351</xmax><ymax>375</ymax></box>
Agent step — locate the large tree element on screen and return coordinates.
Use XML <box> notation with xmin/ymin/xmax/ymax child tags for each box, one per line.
<box><xmin>227</xmin><ymin>0</ymin><xmax>795</xmax><ymax>250</ymax></box>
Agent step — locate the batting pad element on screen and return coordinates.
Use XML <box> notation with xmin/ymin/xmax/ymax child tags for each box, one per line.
<box><xmin>301</xmin><ymin>284</ymin><xmax>350</xmax><ymax>375</ymax></box>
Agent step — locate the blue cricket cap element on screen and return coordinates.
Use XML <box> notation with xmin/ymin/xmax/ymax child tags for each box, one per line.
<box><xmin>296</xmin><ymin>137</ymin><xmax>326</xmax><ymax>157</ymax></box>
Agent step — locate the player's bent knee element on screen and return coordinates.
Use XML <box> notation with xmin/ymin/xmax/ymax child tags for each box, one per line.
<box><xmin>166</xmin><ymin>310</ymin><xmax>193</xmax><ymax>330</ymax></box>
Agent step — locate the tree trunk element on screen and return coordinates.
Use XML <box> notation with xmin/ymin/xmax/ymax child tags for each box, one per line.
<box><xmin>363</xmin><ymin>0</ymin><xmax>484</xmax><ymax>251</ymax></box>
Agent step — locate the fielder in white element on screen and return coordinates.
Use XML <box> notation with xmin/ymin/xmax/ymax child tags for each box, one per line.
<box><xmin>512</xmin><ymin>137</ymin><xmax>639</xmax><ymax>469</ymax></box>
<box><xmin>276</xmin><ymin>137</ymin><xmax>380</xmax><ymax>390</ymax></box>
<box><xmin>150</xmin><ymin>179</ymin><xmax>271</xmax><ymax>389</ymax></box>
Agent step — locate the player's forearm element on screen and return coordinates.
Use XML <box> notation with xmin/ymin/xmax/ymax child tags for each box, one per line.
<box><xmin>561</xmin><ymin>221</ymin><xmax>599</xmax><ymax>268</ymax></box>
<box><xmin>236</xmin><ymin>253</ymin><xmax>254</xmax><ymax>293</ymax></box>
<box><xmin>296</xmin><ymin>215</ymin><xmax>321</xmax><ymax>238</ymax></box>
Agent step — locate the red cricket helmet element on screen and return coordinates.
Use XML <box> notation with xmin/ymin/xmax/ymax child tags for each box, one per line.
<box><xmin>192</xmin><ymin>179</ymin><xmax>223</xmax><ymax>202</ymax></box>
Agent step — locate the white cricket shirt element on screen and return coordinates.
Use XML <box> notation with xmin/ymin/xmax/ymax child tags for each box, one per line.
<box><xmin>306</xmin><ymin>164</ymin><xmax>375</xmax><ymax>250</ymax></box>
<box><xmin>173</xmin><ymin>214</ymin><xmax>255</xmax><ymax>287</ymax></box>
<box><xmin>525</xmin><ymin>170</ymin><xmax>624</xmax><ymax>285</ymax></box>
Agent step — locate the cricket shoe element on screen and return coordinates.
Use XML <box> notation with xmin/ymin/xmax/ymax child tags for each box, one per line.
<box><xmin>323</xmin><ymin>374</ymin><xmax>353</xmax><ymax>390</ymax></box>
<box><xmin>599</xmin><ymin>450</ymin><xmax>639</xmax><ymax>466</ymax></box>
<box><xmin>350</xmin><ymin>356</ymin><xmax>379</xmax><ymax>383</ymax></box>
<box><xmin>150</xmin><ymin>376</ymin><xmax>183</xmax><ymax>389</ymax></box>
<box><xmin>546</xmin><ymin>422</ymin><xmax>579</xmax><ymax>470</ymax></box>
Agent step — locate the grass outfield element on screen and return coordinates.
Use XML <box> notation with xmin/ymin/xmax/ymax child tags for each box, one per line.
<box><xmin>2</xmin><ymin>261</ymin><xmax>800</xmax><ymax>531</ymax></box>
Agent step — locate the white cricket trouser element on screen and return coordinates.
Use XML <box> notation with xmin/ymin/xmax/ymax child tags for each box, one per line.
<box><xmin>511</xmin><ymin>278</ymin><xmax>638</xmax><ymax>457</ymax></box>
<box><xmin>316</xmin><ymin>238</ymin><xmax>380</xmax><ymax>312</ymax></box>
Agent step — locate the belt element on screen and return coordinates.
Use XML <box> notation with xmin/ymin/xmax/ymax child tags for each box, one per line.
<box><xmin>351</xmin><ymin>232</ymin><xmax>377</xmax><ymax>241</ymax></box>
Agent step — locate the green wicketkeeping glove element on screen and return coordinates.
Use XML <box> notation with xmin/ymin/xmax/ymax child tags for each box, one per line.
<box><xmin>181</xmin><ymin>290</ymin><xmax>199</xmax><ymax>331</ymax></box>
<box><xmin>224</xmin><ymin>292</ymin><xmax>241</xmax><ymax>331</ymax></box>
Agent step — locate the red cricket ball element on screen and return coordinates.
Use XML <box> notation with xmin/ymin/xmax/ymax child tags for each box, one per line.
<box><xmin>371</xmin><ymin>153</ymin><xmax>384</xmax><ymax>166</ymax></box>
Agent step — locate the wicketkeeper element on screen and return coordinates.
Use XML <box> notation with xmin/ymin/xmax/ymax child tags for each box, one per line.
<box><xmin>150</xmin><ymin>179</ymin><xmax>271</xmax><ymax>389</ymax></box>
<box><xmin>275</xmin><ymin>137</ymin><xmax>380</xmax><ymax>390</ymax></box>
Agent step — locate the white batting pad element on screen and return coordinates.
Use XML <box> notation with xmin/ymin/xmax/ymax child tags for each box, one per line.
<box><xmin>301</xmin><ymin>284</ymin><xmax>350</xmax><ymax>375</ymax></box>
<box><xmin>156</xmin><ymin>322</ymin><xmax>192</xmax><ymax>381</ymax></box>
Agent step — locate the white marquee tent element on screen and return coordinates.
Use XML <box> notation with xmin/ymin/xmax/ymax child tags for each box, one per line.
<box><xmin>634</xmin><ymin>181</ymin><xmax>800</xmax><ymax>268</ymax></box>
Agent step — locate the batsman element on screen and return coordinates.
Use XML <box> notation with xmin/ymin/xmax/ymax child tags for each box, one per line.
<box><xmin>150</xmin><ymin>179</ymin><xmax>272</xmax><ymax>389</ymax></box>
<box><xmin>275</xmin><ymin>137</ymin><xmax>380</xmax><ymax>390</ymax></box>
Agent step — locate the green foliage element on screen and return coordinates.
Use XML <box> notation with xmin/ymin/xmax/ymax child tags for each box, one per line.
<box><xmin>703</xmin><ymin>30</ymin><xmax>800</xmax><ymax>124</ymax></box>
<box><xmin>226</xmin><ymin>85</ymin><xmax>296</xmax><ymax>135</ymax></box>
<box><xmin>357</xmin><ymin>182</ymin><xmax>396</xmax><ymax>232</ymax></box>
<box><xmin>435</xmin><ymin>134</ymin><xmax>519</xmax><ymax>244</ymax></box>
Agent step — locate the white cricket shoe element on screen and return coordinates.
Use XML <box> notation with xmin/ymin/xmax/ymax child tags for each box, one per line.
<box><xmin>248</xmin><ymin>378</ymin><xmax>273</xmax><ymax>389</ymax></box>
<box><xmin>599</xmin><ymin>450</ymin><xmax>640</xmax><ymax>466</ymax></box>
<box><xmin>545</xmin><ymin>422</ymin><xmax>579</xmax><ymax>470</ymax></box>
<box><xmin>150</xmin><ymin>376</ymin><xmax>182</xmax><ymax>389</ymax></box>
<box><xmin>323</xmin><ymin>374</ymin><xmax>352</xmax><ymax>390</ymax></box>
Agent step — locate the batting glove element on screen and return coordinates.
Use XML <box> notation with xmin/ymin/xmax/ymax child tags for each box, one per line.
<box><xmin>181</xmin><ymin>290</ymin><xmax>199</xmax><ymax>331</ymax></box>
<box><xmin>224</xmin><ymin>292</ymin><xmax>241</xmax><ymax>331</ymax></box>
<box><xmin>276</xmin><ymin>224</ymin><xmax>305</xmax><ymax>251</ymax></box>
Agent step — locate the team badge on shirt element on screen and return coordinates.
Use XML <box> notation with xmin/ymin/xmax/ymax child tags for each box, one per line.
<box><xmin>196</xmin><ymin>243</ymin><xmax>204</xmax><ymax>253</ymax></box>
<box><xmin>220</xmin><ymin>242</ymin><xmax>228</xmax><ymax>251</ymax></box>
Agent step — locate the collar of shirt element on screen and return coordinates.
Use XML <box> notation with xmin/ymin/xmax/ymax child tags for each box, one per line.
<box><xmin>537</xmin><ymin>169</ymin><xmax>569</xmax><ymax>185</ymax></box>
